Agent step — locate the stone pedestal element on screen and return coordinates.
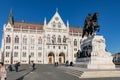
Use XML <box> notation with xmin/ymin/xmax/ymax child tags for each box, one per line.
<box><xmin>76</xmin><ymin>35</ymin><xmax>115</xmax><ymax>69</ymax></box>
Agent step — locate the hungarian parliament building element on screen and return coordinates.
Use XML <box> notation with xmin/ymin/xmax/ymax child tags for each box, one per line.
<box><xmin>1</xmin><ymin>10</ymin><xmax>83</xmax><ymax>64</ymax></box>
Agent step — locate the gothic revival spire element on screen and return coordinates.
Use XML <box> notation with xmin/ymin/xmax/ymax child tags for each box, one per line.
<box><xmin>67</xmin><ymin>20</ymin><xmax>69</xmax><ymax>27</ymax></box>
<box><xmin>44</xmin><ymin>17</ymin><xmax>46</xmax><ymax>25</ymax></box>
<box><xmin>8</xmin><ymin>8</ymin><xmax>14</xmax><ymax>25</ymax></box>
<box><xmin>56</xmin><ymin>8</ymin><xmax>58</xmax><ymax>12</ymax></box>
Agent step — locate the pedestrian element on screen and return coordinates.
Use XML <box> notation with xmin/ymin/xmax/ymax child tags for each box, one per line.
<box><xmin>14</xmin><ymin>62</ymin><xmax>20</xmax><ymax>72</ymax></box>
<box><xmin>32</xmin><ymin>62</ymin><xmax>35</xmax><ymax>70</ymax></box>
<box><xmin>56</xmin><ymin>62</ymin><xmax>58</xmax><ymax>66</ymax></box>
<box><xmin>8</xmin><ymin>64</ymin><xmax>13</xmax><ymax>72</ymax></box>
<box><xmin>65</xmin><ymin>60</ymin><xmax>69</xmax><ymax>66</ymax></box>
<box><xmin>70</xmin><ymin>61</ymin><xmax>73</xmax><ymax>66</ymax></box>
<box><xmin>0</xmin><ymin>62</ymin><xmax>7</xmax><ymax>80</ymax></box>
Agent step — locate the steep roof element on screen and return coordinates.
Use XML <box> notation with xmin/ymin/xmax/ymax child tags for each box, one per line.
<box><xmin>13</xmin><ymin>21</ymin><xmax>83</xmax><ymax>33</ymax></box>
<box><xmin>69</xmin><ymin>26</ymin><xmax>83</xmax><ymax>33</ymax></box>
<box><xmin>14</xmin><ymin>21</ymin><xmax>43</xmax><ymax>30</ymax></box>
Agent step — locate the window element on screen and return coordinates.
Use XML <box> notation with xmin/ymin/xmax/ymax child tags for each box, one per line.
<box><xmin>6</xmin><ymin>35</ymin><xmax>11</xmax><ymax>43</ymax></box>
<box><xmin>23</xmin><ymin>46</ymin><xmax>27</xmax><ymax>50</ymax></box>
<box><xmin>53</xmin><ymin>46</ymin><xmax>55</xmax><ymax>49</ymax></box>
<box><xmin>58</xmin><ymin>22</ymin><xmax>61</xmax><ymax>28</ymax></box>
<box><xmin>74</xmin><ymin>39</ymin><xmax>77</xmax><ymax>46</ymax></box>
<box><xmin>53</xmin><ymin>23</ymin><xmax>56</xmax><ymax>27</ymax></box>
<box><xmin>63</xmin><ymin>36</ymin><xmax>66</xmax><ymax>43</ymax></box>
<box><xmin>6</xmin><ymin>52</ymin><xmax>10</xmax><ymax>57</ymax></box>
<box><xmin>23</xmin><ymin>36</ymin><xmax>27</xmax><ymax>44</ymax></box>
<box><xmin>74</xmin><ymin>48</ymin><xmax>77</xmax><ymax>51</ymax></box>
<box><xmin>48</xmin><ymin>45</ymin><xmax>50</xmax><ymax>49</ymax></box>
<box><xmin>38</xmin><ymin>47</ymin><xmax>42</xmax><ymax>50</ymax></box>
<box><xmin>31</xmin><ymin>46</ymin><xmax>34</xmax><ymax>50</ymax></box>
<box><xmin>47</xmin><ymin>34</ymin><xmax>50</xmax><ymax>42</ymax></box>
<box><xmin>14</xmin><ymin>52</ymin><xmax>18</xmax><ymax>57</ymax></box>
<box><xmin>14</xmin><ymin>46</ymin><xmax>18</xmax><ymax>49</ymax></box>
<box><xmin>15</xmin><ymin>35</ymin><xmax>19</xmax><ymax>43</ymax></box>
<box><xmin>58</xmin><ymin>46</ymin><xmax>61</xmax><ymax>49</ymax></box>
<box><xmin>52</xmin><ymin>35</ymin><xmax>56</xmax><ymax>44</ymax></box>
<box><xmin>22</xmin><ymin>52</ymin><xmax>26</xmax><ymax>57</ymax></box>
<box><xmin>58</xmin><ymin>35</ymin><xmax>61</xmax><ymax>43</ymax></box>
<box><xmin>6</xmin><ymin>46</ymin><xmax>10</xmax><ymax>49</ymax></box>
<box><xmin>53</xmin><ymin>24</ymin><xmax>55</xmax><ymax>27</ymax></box>
<box><xmin>31</xmin><ymin>36</ymin><xmax>35</xmax><ymax>44</ymax></box>
<box><xmin>31</xmin><ymin>52</ymin><xmax>34</xmax><ymax>57</ymax></box>
<box><xmin>38</xmin><ymin>37</ymin><xmax>42</xmax><ymax>44</ymax></box>
<box><xmin>38</xmin><ymin>52</ymin><xmax>42</xmax><ymax>57</ymax></box>
<box><xmin>64</xmin><ymin>46</ymin><xmax>66</xmax><ymax>49</ymax></box>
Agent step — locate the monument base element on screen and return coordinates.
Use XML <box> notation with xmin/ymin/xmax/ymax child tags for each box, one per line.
<box><xmin>76</xmin><ymin>35</ymin><xmax>115</xmax><ymax>69</ymax></box>
<box><xmin>76</xmin><ymin>57</ymin><xmax>115</xmax><ymax>69</ymax></box>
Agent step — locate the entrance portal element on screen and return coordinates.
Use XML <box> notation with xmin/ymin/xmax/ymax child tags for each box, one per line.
<box><xmin>48</xmin><ymin>52</ymin><xmax>54</xmax><ymax>64</ymax></box>
<box><xmin>59</xmin><ymin>53</ymin><xmax>65</xmax><ymax>64</ymax></box>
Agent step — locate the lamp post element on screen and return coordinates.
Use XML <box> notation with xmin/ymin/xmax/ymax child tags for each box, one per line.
<box><xmin>29</xmin><ymin>55</ymin><xmax>31</xmax><ymax>64</ymax></box>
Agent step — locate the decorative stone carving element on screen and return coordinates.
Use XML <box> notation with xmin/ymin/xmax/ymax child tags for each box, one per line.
<box><xmin>76</xmin><ymin>35</ymin><xmax>115</xmax><ymax>69</ymax></box>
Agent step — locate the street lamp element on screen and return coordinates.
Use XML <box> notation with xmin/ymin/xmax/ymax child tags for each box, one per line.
<box><xmin>29</xmin><ymin>55</ymin><xmax>31</xmax><ymax>64</ymax></box>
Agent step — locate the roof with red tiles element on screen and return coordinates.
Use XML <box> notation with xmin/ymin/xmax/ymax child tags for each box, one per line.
<box><xmin>69</xmin><ymin>26</ymin><xmax>83</xmax><ymax>33</ymax></box>
<box><xmin>14</xmin><ymin>21</ymin><xmax>43</xmax><ymax>30</ymax></box>
<box><xmin>13</xmin><ymin>21</ymin><xmax>82</xmax><ymax>33</ymax></box>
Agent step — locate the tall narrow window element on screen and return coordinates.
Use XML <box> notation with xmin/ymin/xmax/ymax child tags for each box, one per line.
<box><xmin>74</xmin><ymin>39</ymin><xmax>77</xmax><ymax>46</ymax></box>
<box><xmin>31</xmin><ymin>36</ymin><xmax>35</xmax><ymax>44</ymax></box>
<box><xmin>6</xmin><ymin>35</ymin><xmax>11</xmax><ymax>43</ymax></box>
<box><xmin>52</xmin><ymin>35</ymin><xmax>56</xmax><ymax>44</ymax></box>
<box><xmin>22</xmin><ymin>52</ymin><xmax>26</xmax><ymax>57</ymax></box>
<box><xmin>14</xmin><ymin>52</ymin><xmax>18</xmax><ymax>57</ymax></box>
<box><xmin>31</xmin><ymin>52</ymin><xmax>34</xmax><ymax>57</ymax></box>
<box><xmin>63</xmin><ymin>36</ymin><xmax>66</xmax><ymax>43</ymax></box>
<box><xmin>58</xmin><ymin>22</ymin><xmax>61</xmax><ymax>28</ymax></box>
<box><xmin>6</xmin><ymin>52</ymin><xmax>10</xmax><ymax>57</ymax></box>
<box><xmin>38</xmin><ymin>37</ymin><xmax>42</xmax><ymax>44</ymax></box>
<box><xmin>58</xmin><ymin>35</ymin><xmax>61</xmax><ymax>43</ymax></box>
<box><xmin>15</xmin><ymin>35</ymin><xmax>19</xmax><ymax>43</ymax></box>
<box><xmin>23</xmin><ymin>36</ymin><xmax>27</xmax><ymax>44</ymax></box>
<box><xmin>47</xmin><ymin>34</ymin><xmax>50</xmax><ymax>43</ymax></box>
<box><xmin>38</xmin><ymin>52</ymin><xmax>42</xmax><ymax>57</ymax></box>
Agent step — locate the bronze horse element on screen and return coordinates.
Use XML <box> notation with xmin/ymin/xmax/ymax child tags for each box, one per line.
<box><xmin>82</xmin><ymin>12</ymin><xmax>100</xmax><ymax>38</ymax></box>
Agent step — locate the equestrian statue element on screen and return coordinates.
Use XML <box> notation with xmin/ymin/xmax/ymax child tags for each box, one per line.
<box><xmin>82</xmin><ymin>12</ymin><xmax>100</xmax><ymax>38</ymax></box>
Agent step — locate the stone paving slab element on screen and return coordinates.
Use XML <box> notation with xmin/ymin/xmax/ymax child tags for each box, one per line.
<box><xmin>6</xmin><ymin>64</ymin><xmax>120</xmax><ymax>80</ymax></box>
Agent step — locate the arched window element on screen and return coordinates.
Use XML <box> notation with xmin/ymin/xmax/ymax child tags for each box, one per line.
<box><xmin>58</xmin><ymin>35</ymin><xmax>61</xmax><ymax>43</ymax></box>
<box><xmin>38</xmin><ymin>37</ymin><xmax>42</xmax><ymax>44</ymax></box>
<box><xmin>74</xmin><ymin>39</ymin><xmax>77</xmax><ymax>46</ymax></box>
<box><xmin>23</xmin><ymin>36</ymin><xmax>27</xmax><ymax>44</ymax></box>
<box><xmin>15</xmin><ymin>35</ymin><xmax>19</xmax><ymax>43</ymax></box>
<box><xmin>47</xmin><ymin>34</ymin><xmax>50</xmax><ymax>42</ymax></box>
<box><xmin>31</xmin><ymin>36</ymin><xmax>35</xmax><ymax>44</ymax></box>
<box><xmin>6</xmin><ymin>35</ymin><xmax>11</xmax><ymax>43</ymax></box>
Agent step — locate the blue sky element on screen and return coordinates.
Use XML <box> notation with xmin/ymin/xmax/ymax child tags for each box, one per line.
<box><xmin>0</xmin><ymin>0</ymin><xmax>120</xmax><ymax>54</ymax></box>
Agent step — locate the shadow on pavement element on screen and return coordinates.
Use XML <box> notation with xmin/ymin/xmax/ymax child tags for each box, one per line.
<box><xmin>19</xmin><ymin>69</ymin><xmax>26</xmax><ymax>72</ymax></box>
<box><xmin>16</xmin><ymin>70</ymin><xmax>33</xmax><ymax>80</ymax></box>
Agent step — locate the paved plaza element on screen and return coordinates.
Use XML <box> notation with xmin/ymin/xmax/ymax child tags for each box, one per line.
<box><xmin>6</xmin><ymin>64</ymin><xmax>120</xmax><ymax>80</ymax></box>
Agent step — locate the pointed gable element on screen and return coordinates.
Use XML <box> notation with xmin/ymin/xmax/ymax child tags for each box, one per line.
<box><xmin>47</xmin><ymin>11</ymin><xmax>66</xmax><ymax>29</ymax></box>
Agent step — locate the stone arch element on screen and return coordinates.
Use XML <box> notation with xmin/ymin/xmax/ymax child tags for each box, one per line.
<box><xmin>48</xmin><ymin>52</ymin><xmax>55</xmax><ymax>64</ymax></box>
<box><xmin>59</xmin><ymin>52</ymin><xmax>65</xmax><ymax>64</ymax></box>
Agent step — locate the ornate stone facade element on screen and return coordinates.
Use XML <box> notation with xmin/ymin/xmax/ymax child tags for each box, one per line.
<box><xmin>1</xmin><ymin>10</ymin><xmax>82</xmax><ymax>64</ymax></box>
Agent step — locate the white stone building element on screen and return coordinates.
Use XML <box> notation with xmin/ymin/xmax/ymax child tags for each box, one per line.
<box><xmin>1</xmin><ymin>10</ymin><xmax>82</xmax><ymax>64</ymax></box>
